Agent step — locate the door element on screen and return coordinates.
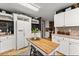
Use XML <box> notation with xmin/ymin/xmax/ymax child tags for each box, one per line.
<box><xmin>54</xmin><ymin>12</ymin><xmax>65</xmax><ymax>27</ymax></box>
<box><xmin>65</xmin><ymin>8</ymin><xmax>79</xmax><ymax>26</ymax></box>
<box><xmin>17</xmin><ymin>20</ymin><xmax>25</xmax><ymax>49</ymax></box>
<box><xmin>25</xmin><ymin>21</ymin><xmax>31</xmax><ymax>39</ymax></box>
<box><xmin>58</xmin><ymin>38</ymin><xmax>69</xmax><ymax>55</ymax></box>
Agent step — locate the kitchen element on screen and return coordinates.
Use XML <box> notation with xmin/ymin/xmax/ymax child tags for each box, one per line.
<box><xmin>0</xmin><ymin>3</ymin><xmax>79</xmax><ymax>56</ymax></box>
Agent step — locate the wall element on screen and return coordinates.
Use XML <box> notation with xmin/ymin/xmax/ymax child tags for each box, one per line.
<box><xmin>57</xmin><ymin>27</ymin><xmax>79</xmax><ymax>36</ymax></box>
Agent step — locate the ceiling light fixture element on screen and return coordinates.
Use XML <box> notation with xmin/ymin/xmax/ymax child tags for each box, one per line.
<box><xmin>19</xmin><ymin>3</ymin><xmax>40</xmax><ymax>12</ymax></box>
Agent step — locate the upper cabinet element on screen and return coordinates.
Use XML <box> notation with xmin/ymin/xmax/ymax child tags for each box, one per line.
<box><xmin>65</xmin><ymin>8</ymin><xmax>79</xmax><ymax>26</ymax></box>
<box><xmin>54</xmin><ymin>12</ymin><xmax>65</xmax><ymax>27</ymax></box>
<box><xmin>54</xmin><ymin>8</ymin><xmax>79</xmax><ymax>27</ymax></box>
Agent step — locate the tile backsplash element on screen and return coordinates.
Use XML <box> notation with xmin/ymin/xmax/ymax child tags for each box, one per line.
<box><xmin>57</xmin><ymin>27</ymin><xmax>79</xmax><ymax>36</ymax></box>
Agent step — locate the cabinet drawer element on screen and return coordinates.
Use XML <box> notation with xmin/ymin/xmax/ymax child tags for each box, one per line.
<box><xmin>0</xmin><ymin>35</ymin><xmax>14</xmax><ymax>41</ymax></box>
<box><xmin>70</xmin><ymin>39</ymin><xmax>79</xmax><ymax>44</ymax></box>
<box><xmin>0</xmin><ymin>36</ymin><xmax>7</xmax><ymax>41</ymax></box>
<box><xmin>69</xmin><ymin>43</ymin><xmax>79</xmax><ymax>55</ymax></box>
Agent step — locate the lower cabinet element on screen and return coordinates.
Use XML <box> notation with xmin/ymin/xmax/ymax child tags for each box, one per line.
<box><xmin>52</xmin><ymin>35</ymin><xmax>69</xmax><ymax>55</ymax></box>
<box><xmin>69</xmin><ymin>43</ymin><xmax>79</xmax><ymax>55</ymax></box>
<box><xmin>69</xmin><ymin>39</ymin><xmax>79</xmax><ymax>55</ymax></box>
<box><xmin>53</xmin><ymin>35</ymin><xmax>79</xmax><ymax>55</ymax></box>
<box><xmin>58</xmin><ymin>38</ymin><xmax>69</xmax><ymax>55</ymax></box>
<box><xmin>0</xmin><ymin>35</ymin><xmax>14</xmax><ymax>53</ymax></box>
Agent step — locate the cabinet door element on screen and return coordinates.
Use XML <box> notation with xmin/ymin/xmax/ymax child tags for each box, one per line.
<box><xmin>25</xmin><ymin>21</ymin><xmax>31</xmax><ymax>38</ymax></box>
<box><xmin>69</xmin><ymin>39</ymin><xmax>79</xmax><ymax>55</ymax></box>
<box><xmin>54</xmin><ymin>12</ymin><xmax>65</xmax><ymax>27</ymax></box>
<box><xmin>24</xmin><ymin>21</ymin><xmax>31</xmax><ymax>46</ymax></box>
<box><xmin>17</xmin><ymin>20</ymin><xmax>25</xmax><ymax>49</ymax></box>
<box><xmin>8</xmin><ymin>36</ymin><xmax>15</xmax><ymax>49</ymax></box>
<box><xmin>0</xmin><ymin>37</ymin><xmax>6</xmax><ymax>52</ymax></box>
<box><xmin>0</xmin><ymin>36</ymin><xmax>13</xmax><ymax>53</ymax></box>
<box><xmin>65</xmin><ymin>8</ymin><xmax>79</xmax><ymax>26</ymax></box>
<box><xmin>58</xmin><ymin>38</ymin><xmax>69</xmax><ymax>55</ymax></box>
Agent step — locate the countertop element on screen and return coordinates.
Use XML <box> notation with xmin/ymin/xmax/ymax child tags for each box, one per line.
<box><xmin>0</xmin><ymin>34</ymin><xmax>14</xmax><ymax>37</ymax></box>
<box><xmin>27</xmin><ymin>38</ymin><xmax>59</xmax><ymax>55</ymax></box>
<box><xmin>52</xmin><ymin>34</ymin><xmax>79</xmax><ymax>40</ymax></box>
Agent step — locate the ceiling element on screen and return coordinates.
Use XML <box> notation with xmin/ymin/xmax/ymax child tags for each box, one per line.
<box><xmin>0</xmin><ymin>3</ymin><xmax>73</xmax><ymax>21</ymax></box>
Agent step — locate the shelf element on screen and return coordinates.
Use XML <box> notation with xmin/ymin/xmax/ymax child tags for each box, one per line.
<box><xmin>0</xmin><ymin>12</ymin><xmax>12</xmax><ymax>18</ymax></box>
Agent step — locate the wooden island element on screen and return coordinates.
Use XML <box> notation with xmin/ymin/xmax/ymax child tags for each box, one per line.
<box><xmin>27</xmin><ymin>38</ymin><xmax>59</xmax><ymax>56</ymax></box>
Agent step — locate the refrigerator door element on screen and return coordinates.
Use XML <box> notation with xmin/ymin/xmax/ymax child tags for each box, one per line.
<box><xmin>24</xmin><ymin>21</ymin><xmax>31</xmax><ymax>46</ymax></box>
<box><xmin>16</xmin><ymin>20</ymin><xmax>25</xmax><ymax>49</ymax></box>
<box><xmin>24</xmin><ymin>21</ymin><xmax>31</xmax><ymax>38</ymax></box>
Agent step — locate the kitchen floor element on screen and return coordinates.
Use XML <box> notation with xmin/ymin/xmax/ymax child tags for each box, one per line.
<box><xmin>0</xmin><ymin>43</ymin><xmax>64</xmax><ymax>56</ymax></box>
<box><xmin>0</xmin><ymin>47</ymin><xmax>30</xmax><ymax>56</ymax></box>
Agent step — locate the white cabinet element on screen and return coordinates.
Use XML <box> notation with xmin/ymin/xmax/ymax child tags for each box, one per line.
<box><xmin>16</xmin><ymin>17</ymin><xmax>31</xmax><ymax>49</ymax></box>
<box><xmin>69</xmin><ymin>43</ymin><xmax>79</xmax><ymax>55</ymax></box>
<box><xmin>58</xmin><ymin>38</ymin><xmax>69</xmax><ymax>55</ymax></box>
<box><xmin>52</xmin><ymin>35</ymin><xmax>79</xmax><ymax>55</ymax></box>
<box><xmin>52</xmin><ymin>35</ymin><xmax>69</xmax><ymax>55</ymax></box>
<box><xmin>65</xmin><ymin>8</ymin><xmax>79</xmax><ymax>26</ymax></box>
<box><xmin>24</xmin><ymin>21</ymin><xmax>31</xmax><ymax>46</ymax></box>
<box><xmin>0</xmin><ymin>35</ymin><xmax>14</xmax><ymax>53</ymax></box>
<box><xmin>25</xmin><ymin>21</ymin><xmax>31</xmax><ymax>39</ymax></box>
<box><xmin>9</xmin><ymin>35</ymin><xmax>15</xmax><ymax>49</ymax></box>
<box><xmin>17</xmin><ymin>20</ymin><xmax>25</xmax><ymax>49</ymax></box>
<box><xmin>54</xmin><ymin>8</ymin><xmax>79</xmax><ymax>27</ymax></box>
<box><xmin>54</xmin><ymin>12</ymin><xmax>65</xmax><ymax>27</ymax></box>
<box><xmin>69</xmin><ymin>39</ymin><xmax>79</xmax><ymax>55</ymax></box>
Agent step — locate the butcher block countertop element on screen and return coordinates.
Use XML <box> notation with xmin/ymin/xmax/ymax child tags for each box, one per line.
<box><xmin>27</xmin><ymin>38</ymin><xmax>59</xmax><ymax>55</ymax></box>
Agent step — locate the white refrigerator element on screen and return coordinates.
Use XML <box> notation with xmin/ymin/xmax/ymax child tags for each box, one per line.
<box><xmin>16</xmin><ymin>20</ymin><xmax>29</xmax><ymax>49</ymax></box>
